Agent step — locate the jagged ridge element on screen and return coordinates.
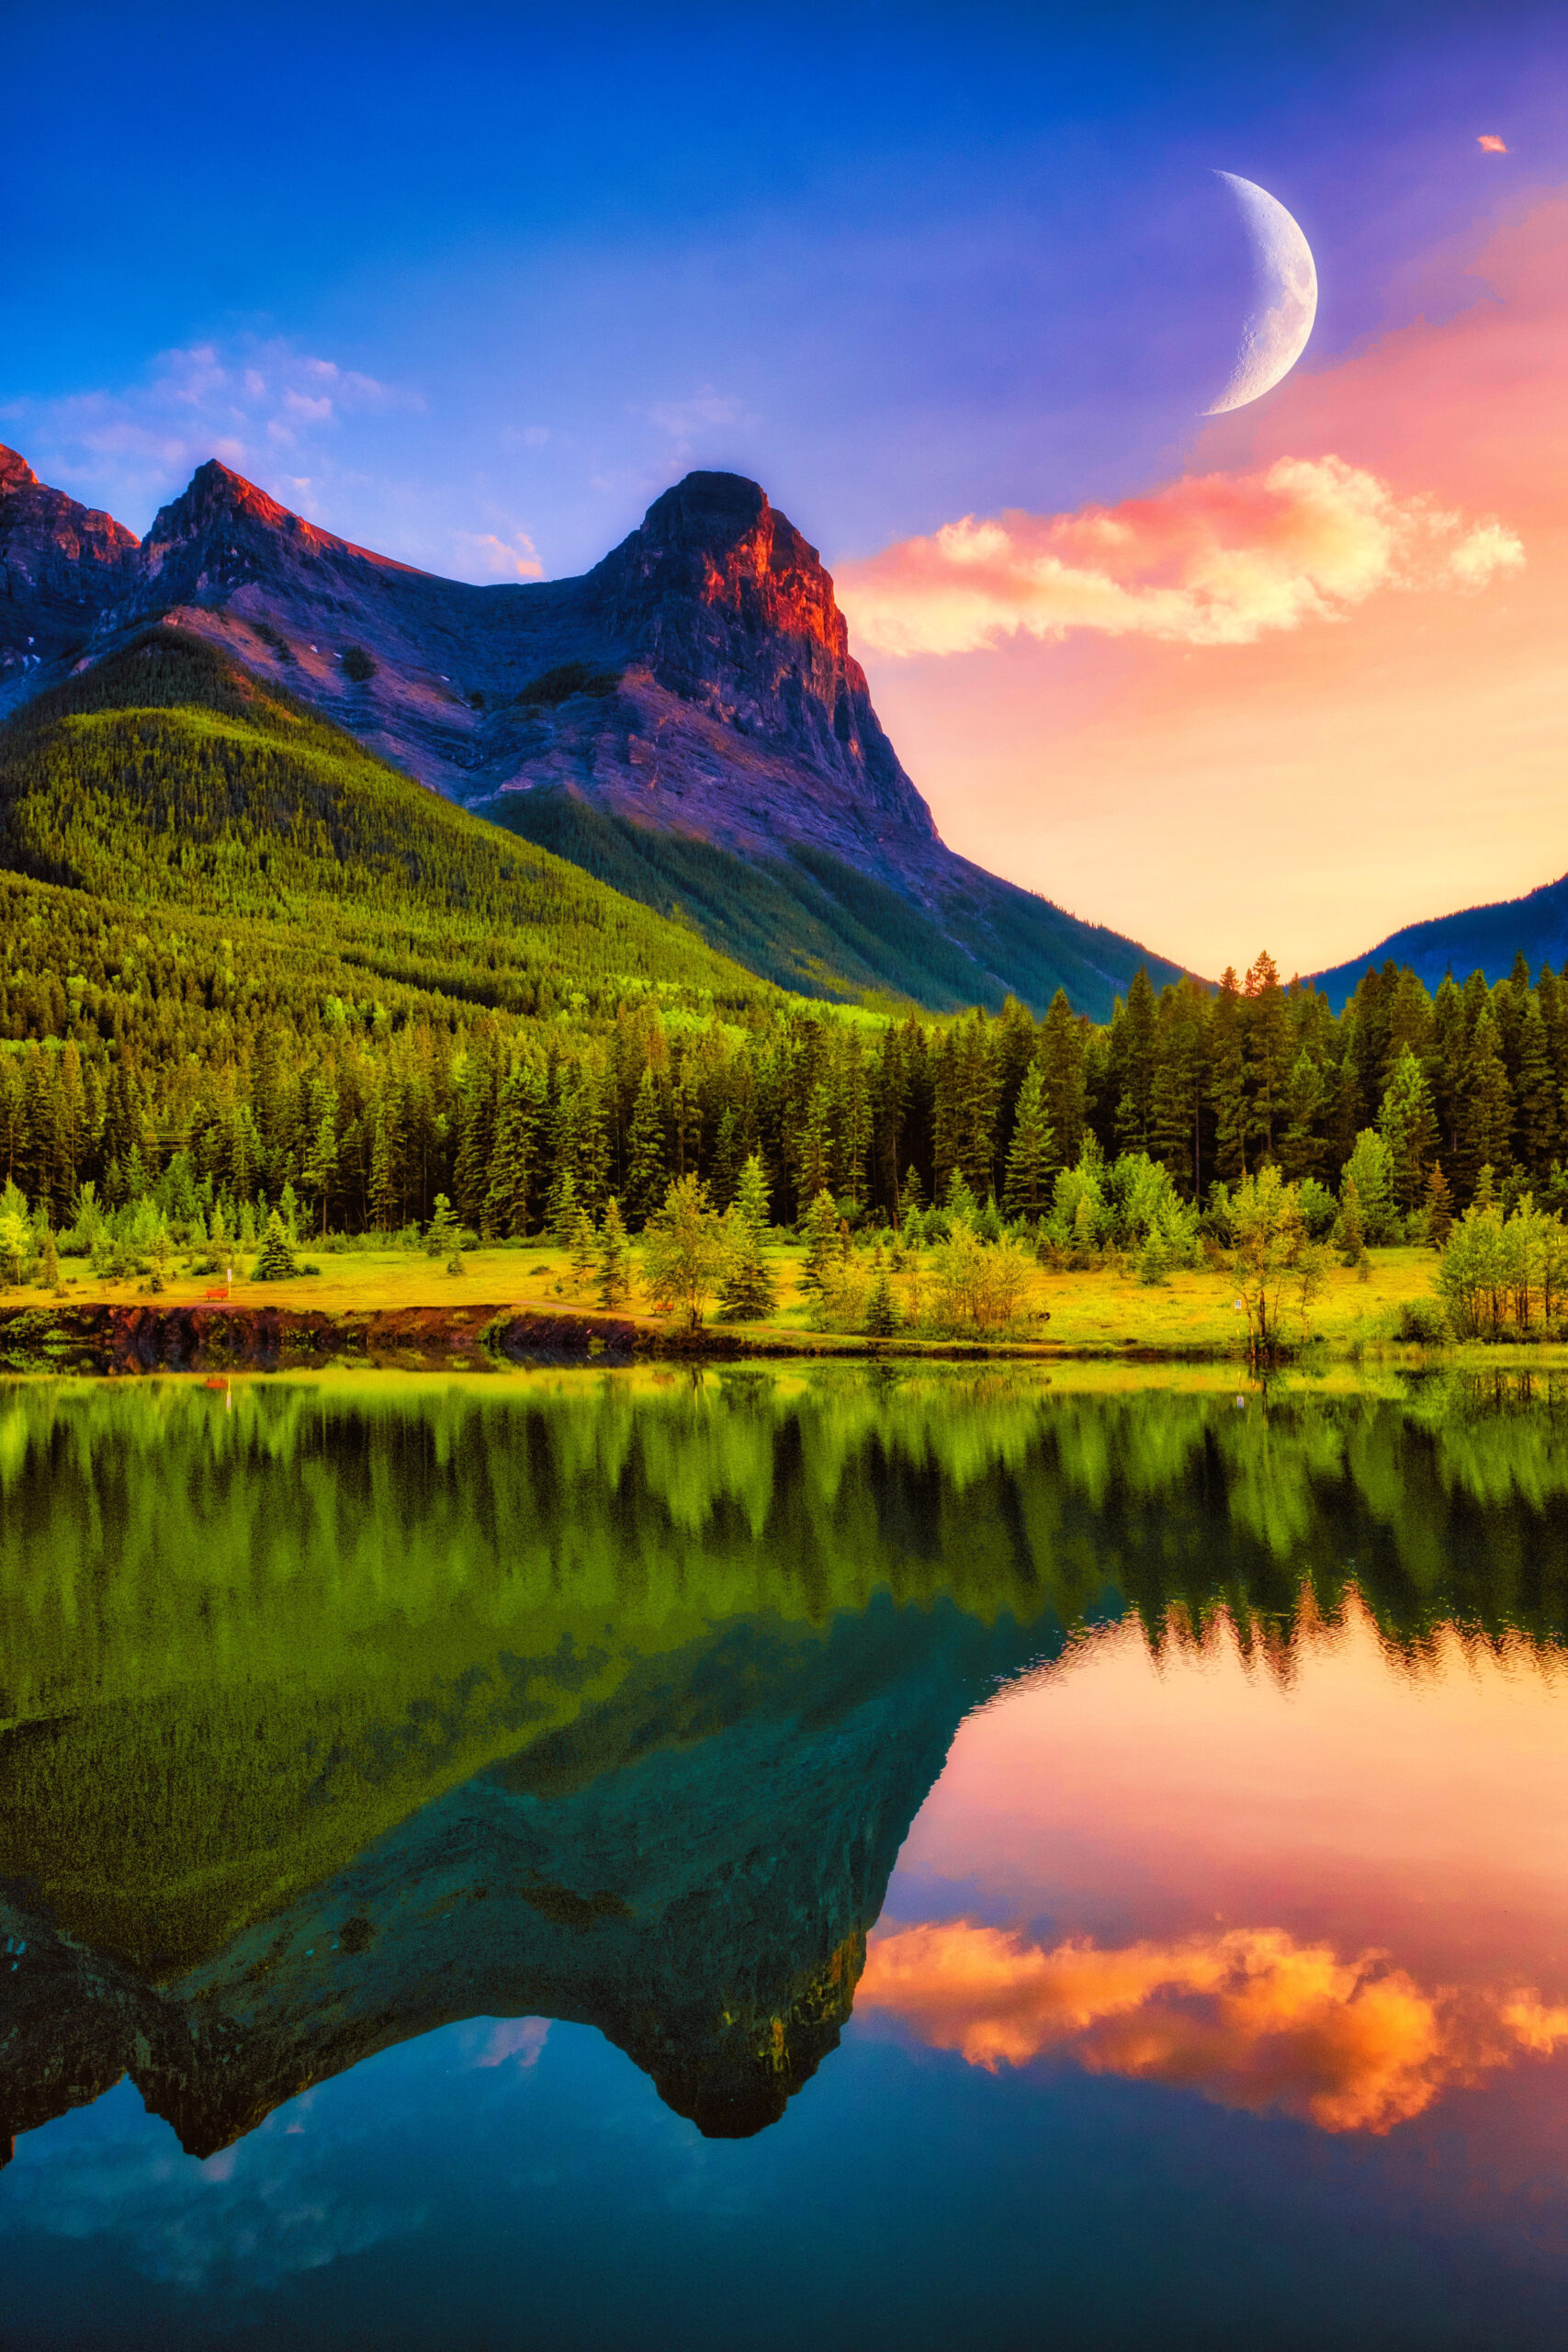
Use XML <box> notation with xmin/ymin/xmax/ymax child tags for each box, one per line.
<box><xmin>0</xmin><ymin>443</ymin><xmax>1188</xmax><ymax>1013</ymax></box>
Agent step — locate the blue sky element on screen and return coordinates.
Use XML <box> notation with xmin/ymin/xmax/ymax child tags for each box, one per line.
<box><xmin>6</xmin><ymin>1</ymin><xmax>1563</xmax><ymax>577</ymax></box>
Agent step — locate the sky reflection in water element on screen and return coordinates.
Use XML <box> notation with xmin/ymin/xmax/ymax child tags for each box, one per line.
<box><xmin>4</xmin><ymin>1370</ymin><xmax>1568</xmax><ymax>2349</ymax></box>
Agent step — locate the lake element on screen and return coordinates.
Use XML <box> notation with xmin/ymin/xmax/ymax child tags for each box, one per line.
<box><xmin>3</xmin><ymin>1366</ymin><xmax>1568</xmax><ymax>2348</ymax></box>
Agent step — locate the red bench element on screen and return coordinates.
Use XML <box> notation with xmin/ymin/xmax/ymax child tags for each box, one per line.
<box><xmin>203</xmin><ymin>1286</ymin><xmax>231</xmax><ymax>1302</ymax></box>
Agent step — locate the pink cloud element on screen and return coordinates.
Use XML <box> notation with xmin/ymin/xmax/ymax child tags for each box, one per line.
<box><xmin>841</xmin><ymin>458</ymin><xmax>1520</xmax><ymax>657</ymax></box>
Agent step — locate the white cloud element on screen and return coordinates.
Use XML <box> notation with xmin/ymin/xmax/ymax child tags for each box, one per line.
<box><xmin>1</xmin><ymin>336</ymin><xmax>421</xmax><ymax>527</ymax></box>
<box><xmin>640</xmin><ymin>384</ymin><xmax>757</xmax><ymax>465</ymax></box>
<box><xmin>451</xmin><ymin>526</ymin><xmax>545</xmax><ymax>580</ymax></box>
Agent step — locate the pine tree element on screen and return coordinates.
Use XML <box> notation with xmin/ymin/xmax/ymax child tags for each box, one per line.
<box><xmin>1150</xmin><ymin>978</ymin><xmax>1208</xmax><ymax>1193</ymax></box>
<box><xmin>1337</xmin><ymin>1175</ymin><xmax>1366</xmax><ymax>1267</ymax></box>
<box><xmin>863</xmin><ymin>1266</ymin><xmax>900</xmax><ymax>1336</ymax></box>
<box><xmin>794</xmin><ymin>1080</ymin><xmax>834</xmax><ymax>1212</ymax></box>
<box><xmin>546</xmin><ymin>1081</ymin><xmax>584</xmax><ymax>1237</ymax></box>
<box><xmin>568</xmin><ymin>1204</ymin><xmax>598</xmax><ymax>1292</ymax></box>
<box><xmin>41</xmin><ymin>1227</ymin><xmax>61</xmax><ymax>1295</ymax></box>
<box><xmin>596</xmin><ymin>1197</ymin><xmax>632</xmax><ymax>1308</ymax></box>
<box><xmin>452</xmin><ymin>1060</ymin><xmax>496</xmax><ymax>1232</ymax></box>
<box><xmin>1376</xmin><ymin>1045</ymin><xmax>1440</xmax><ymax>1214</ymax></box>
<box><xmin>717</xmin><ymin>1203</ymin><xmax>778</xmax><ymax>1320</ymax></box>
<box><xmin>1423</xmin><ymin>1165</ymin><xmax>1454</xmax><ymax>1250</ymax></box>
<box><xmin>1002</xmin><ymin>1065</ymin><xmax>1055</xmax><ymax>1219</ymax></box>
<box><xmin>1516</xmin><ymin>1000</ymin><xmax>1558</xmax><ymax>1180</ymax></box>
<box><xmin>736</xmin><ymin>1152</ymin><xmax>769</xmax><ymax>1231</ymax></box>
<box><xmin>549</xmin><ymin>1167</ymin><xmax>579</xmax><ymax>1251</ymax></box>
<box><xmin>252</xmin><ymin>1210</ymin><xmax>298</xmax><ymax>1282</ymax></box>
<box><xmin>425</xmin><ymin>1193</ymin><xmax>461</xmax><ymax>1260</ymax></box>
<box><xmin>942</xmin><ymin>1168</ymin><xmax>978</xmax><ymax>1221</ymax></box>
<box><xmin>1280</xmin><ymin>1050</ymin><xmax>1326</xmax><ymax>1182</ymax></box>
<box><xmin>1244</xmin><ymin>951</ymin><xmax>1291</xmax><ymax>1159</ymax></box>
<box><xmin>368</xmin><ymin>1099</ymin><xmax>397</xmax><ymax>1230</ymax></box>
<box><xmin>1462</xmin><ymin>1011</ymin><xmax>1514</xmax><ymax>1195</ymax></box>
<box><xmin>1210</xmin><ymin>969</ymin><xmax>1248</xmax><ymax>1181</ymax></box>
<box><xmin>1110</xmin><ymin>967</ymin><xmax>1158</xmax><ymax>1154</ymax></box>
<box><xmin>799</xmin><ymin>1188</ymin><xmax>841</xmax><ymax>1293</ymax></box>
<box><xmin>624</xmin><ymin>1068</ymin><xmax>670</xmax><ymax>1230</ymax></box>
<box><xmin>302</xmin><ymin>1090</ymin><xmax>339</xmax><ymax>1237</ymax></box>
<box><xmin>484</xmin><ymin>1064</ymin><xmax>542</xmax><ymax>1239</ymax></box>
<box><xmin>708</xmin><ymin>1107</ymin><xmax>743</xmax><ymax>1211</ymax></box>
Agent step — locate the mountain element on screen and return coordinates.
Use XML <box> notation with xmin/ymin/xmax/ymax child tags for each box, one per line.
<box><xmin>0</xmin><ymin>446</ymin><xmax>138</xmax><ymax>679</ymax></box>
<box><xmin>0</xmin><ymin>627</ymin><xmax>773</xmax><ymax>1015</ymax></box>
<box><xmin>0</xmin><ymin>445</ymin><xmax>1184</xmax><ymax>1015</ymax></box>
<box><xmin>1312</xmin><ymin>872</ymin><xmax>1568</xmax><ymax>1011</ymax></box>
<box><xmin>1</xmin><ymin>1597</ymin><xmax>1026</xmax><ymax>2154</ymax></box>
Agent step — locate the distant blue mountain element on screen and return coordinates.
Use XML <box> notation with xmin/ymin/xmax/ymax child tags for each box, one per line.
<box><xmin>1311</xmin><ymin>873</ymin><xmax>1568</xmax><ymax>1012</ymax></box>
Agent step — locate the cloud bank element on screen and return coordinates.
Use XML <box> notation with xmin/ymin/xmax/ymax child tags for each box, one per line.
<box><xmin>859</xmin><ymin>1920</ymin><xmax>1568</xmax><ymax>2133</ymax></box>
<box><xmin>841</xmin><ymin>457</ymin><xmax>1522</xmax><ymax>656</ymax></box>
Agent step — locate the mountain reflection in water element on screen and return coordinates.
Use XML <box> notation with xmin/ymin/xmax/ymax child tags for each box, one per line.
<box><xmin>2</xmin><ymin>1366</ymin><xmax>1566</xmax><ymax>2174</ymax></box>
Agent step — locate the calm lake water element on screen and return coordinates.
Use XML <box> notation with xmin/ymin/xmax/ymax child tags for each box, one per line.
<box><xmin>3</xmin><ymin>1366</ymin><xmax>1568</xmax><ymax>2349</ymax></box>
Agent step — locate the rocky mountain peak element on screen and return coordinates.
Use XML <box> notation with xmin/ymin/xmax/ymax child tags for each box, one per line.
<box><xmin>581</xmin><ymin>471</ymin><xmax>932</xmax><ymax>842</ymax></box>
<box><xmin>0</xmin><ymin>447</ymin><xmax>141</xmax><ymax>695</ymax></box>
<box><xmin>141</xmin><ymin>458</ymin><xmax>423</xmax><ymax>584</ymax></box>
<box><xmin>144</xmin><ymin>457</ymin><xmax>297</xmax><ymax>551</ymax></box>
<box><xmin>0</xmin><ymin>445</ymin><xmax>40</xmax><ymax>496</ymax></box>
<box><xmin>596</xmin><ymin>469</ymin><xmax>850</xmax><ymax>664</ymax></box>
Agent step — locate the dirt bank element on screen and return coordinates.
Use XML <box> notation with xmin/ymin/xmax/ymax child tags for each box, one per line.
<box><xmin>0</xmin><ymin>1301</ymin><xmax>1090</xmax><ymax>1376</ymax></box>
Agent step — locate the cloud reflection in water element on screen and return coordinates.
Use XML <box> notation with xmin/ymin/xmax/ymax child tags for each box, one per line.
<box><xmin>859</xmin><ymin>1922</ymin><xmax>1568</xmax><ymax>2133</ymax></box>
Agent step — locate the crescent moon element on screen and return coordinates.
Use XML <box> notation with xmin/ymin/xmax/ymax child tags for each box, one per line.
<box><xmin>1204</xmin><ymin>172</ymin><xmax>1318</xmax><ymax>414</ymax></box>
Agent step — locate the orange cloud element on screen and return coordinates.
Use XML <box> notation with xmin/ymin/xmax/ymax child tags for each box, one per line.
<box><xmin>1478</xmin><ymin>135</ymin><xmax>1509</xmax><ymax>154</ymax></box>
<box><xmin>842</xmin><ymin>458</ymin><xmax>1520</xmax><ymax>657</ymax></box>
<box><xmin>859</xmin><ymin>1921</ymin><xmax>1568</xmax><ymax>2133</ymax></box>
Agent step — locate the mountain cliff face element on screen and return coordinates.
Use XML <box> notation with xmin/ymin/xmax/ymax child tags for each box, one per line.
<box><xmin>0</xmin><ymin>443</ymin><xmax>1184</xmax><ymax>1012</ymax></box>
<box><xmin>0</xmin><ymin>448</ymin><xmax>139</xmax><ymax>681</ymax></box>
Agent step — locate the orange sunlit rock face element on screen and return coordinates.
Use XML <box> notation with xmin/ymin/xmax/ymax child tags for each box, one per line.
<box><xmin>860</xmin><ymin>1921</ymin><xmax>1566</xmax><ymax>2133</ymax></box>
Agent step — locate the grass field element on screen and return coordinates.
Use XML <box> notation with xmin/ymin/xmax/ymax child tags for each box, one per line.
<box><xmin>21</xmin><ymin>1240</ymin><xmax>1462</xmax><ymax>1359</ymax></box>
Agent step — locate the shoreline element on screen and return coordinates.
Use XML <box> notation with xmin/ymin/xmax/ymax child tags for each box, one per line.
<box><xmin>3</xmin><ymin>1298</ymin><xmax>1565</xmax><ymax>1378</ymax></box>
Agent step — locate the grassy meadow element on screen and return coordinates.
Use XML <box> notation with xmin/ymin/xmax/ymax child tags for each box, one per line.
<box><xmin>20</xmin><ymin>1236</ymin><xmax>1477</xmax><ymax>1361</ymax></box>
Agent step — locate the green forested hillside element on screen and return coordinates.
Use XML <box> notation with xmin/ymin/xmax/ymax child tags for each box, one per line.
<box><xmin>491</xmin><ymin>788</ymin><xmax>1013</xmax><ymax>1009</ymax></box>
<box><xmin>0</xmin><ymin>630</ymin><xmax>770</xmax><ymax>1008</ymax></box>
<box><xmin>2</xmin><ymin>629</ymin><xmax>1565</xmax><ymax>1259</ymax></box>
<box><xmin>489</xmin><ymin>785</ymin><xmax>1179</xmax><ymax>1017</ymax></box>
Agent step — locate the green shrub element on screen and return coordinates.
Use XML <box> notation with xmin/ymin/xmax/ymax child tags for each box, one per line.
<box><xmin>515</xmin><ymin>662</ymin><xmax>622</xmax><ymax>707</ymax></box>
<box><xmin>1393</xmin><ymin>1296</ymin><xmax>1450</xmax><ymax>1345</ymax></box>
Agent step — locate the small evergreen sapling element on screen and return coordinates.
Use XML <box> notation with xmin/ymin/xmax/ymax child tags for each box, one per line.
<box><xmin>596</xmin><ymin>1198</ymin><xmax>632</xmax><ymax>1309</ymax></box>
<box><xmin>253</xmin><ymin>1211</ymin><xmax>298</xmax><ymax>1282</ymax></box>
<box><xmin>799</xmin><ymin>1189</ymin><xmax>840</xmax><ymax>1294</ymax></box>
<box><xmin>569</xmin><ymin>1204</ymin><xmax>599</xmax><ymax>1293</ymax></box>
<box><xmin>863</xmin><ymin>1265</ymin><xmax>900</xmax><ymax>1336</ymax></box>
<box><xmin>425</xmin><ymin>1194</ymin><xmax>461</xmax><ymax>1261</ymax></box>
<box><xmin>1424</xmin><ymin>1166</ymin><xmax>1455</xmax><ymax>1250</ymax></box>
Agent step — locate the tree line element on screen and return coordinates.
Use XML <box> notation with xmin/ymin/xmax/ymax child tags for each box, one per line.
<box><xmin>2</xmin><ymin>939</ymin><xmax>1565</xmax><ymax>1249</ymax></box>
